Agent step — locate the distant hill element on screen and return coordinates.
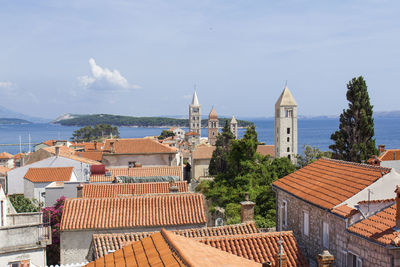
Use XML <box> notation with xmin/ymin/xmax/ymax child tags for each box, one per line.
<box><xmin>0</xmin><ymin>118</ymin><xmax>32</xmax><ymax>124</ymax></box>
<box><xmin>53</xmin><ymin>113</ymin><xmax>253</xmax><ymax>128</ymax></box>
<box><xmin>0</xmin><ymin>105</ymin><xmax>49</xmax><ymax>123</ymax></box>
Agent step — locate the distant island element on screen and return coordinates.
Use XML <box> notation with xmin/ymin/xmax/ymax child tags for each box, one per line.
<box><xmin>53</xmin><ymin>113</ymin><xmax>253</xmax><ymax>128</ymax></box>
<box><xmin>0</xmin><ymin>118</ymin><xmax>32</xmax><ymax>125</ymax></box>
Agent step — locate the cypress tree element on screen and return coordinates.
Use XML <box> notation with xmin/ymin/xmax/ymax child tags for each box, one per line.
<box><xmin>329</xmin><ymin>76</ymin><xmax>378</xmax><ymax>162</ymax></box>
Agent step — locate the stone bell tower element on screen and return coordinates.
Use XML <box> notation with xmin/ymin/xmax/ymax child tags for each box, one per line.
<box><xmin>208</xmin><ymin>107</ymin><xmax>219</xmax><ymax>145</ymax></box>
<box><xmin>230</xmin><ymin>116</ymin><xmax>238</xmax><ymax>139</ymax></box>
<box><xmin>274</xmin><ymin>86</ymin><xmax>298</xmax><ymax>163</ymax></box>
<box><xmin>189</xmin><ymin>91</ymin><xmax>201</xmax><ymax>135</ymax></box>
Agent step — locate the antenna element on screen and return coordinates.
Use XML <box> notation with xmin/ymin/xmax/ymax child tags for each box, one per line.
<box><xmin>19</xmin><ymin>135</ymin><xmax>22</xmax><ymax>153</ymax></box>
<box><xmin>367</xmin><ymin>189</ymin><xmax>374</xmax><ymax>214</ymax></box>
<box><xmin>28</xmin><ymin>134</ymin><xmax>31</xmax><ymax>153</ymax></box>
<box><xmin>194</xmin><ymin>84</ymin><xmax>197</xmax><ymax>91</ymax></box>
<box><xmin>284</xmin><ymin>80</ymin><xmax>288</xmax><ymax>87</ymax></box>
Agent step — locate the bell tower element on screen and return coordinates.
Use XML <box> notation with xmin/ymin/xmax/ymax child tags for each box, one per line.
<box><xmin>208</xmin><ymin>107</ymin><xmax>219</xmax><ymax>145</ymax></box>
<box><xmin>230</xmin><ymin>116</ymin><xmax>238</xmax><ymax>139</ymax></box>
<box><xmin>189</xmin><ymin>91</ymin><xmax>201</xmax><ymax>134</ymax></box>
<box><xmin>274</xmin><ymin>86</ymin><xmax>298</xmax><ymax>163</ymax></box>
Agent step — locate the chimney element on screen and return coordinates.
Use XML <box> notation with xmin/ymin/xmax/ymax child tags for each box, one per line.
<box><xmin>55</xmin><ymin>146</ymin><xmax>60</xmax><ymax>157</ymax></box>
<box><xmin>241</xmin><ymin>192</ymin><xmax>255</xmax><ymax>223</ymax></box>
<box><xmin>77</xmin><ymin>184</ymin><xmax>84</xmax><ymax>198</ymax></box>
<box><xmin>378</xmin><ymin>144</ymin><xmax>385</xmax><ymax>154</ymax></box>
<box><xmin>274</xmin><ymin>246</ymin><xmax>287</xmax><ymax>267</ymax></box>
<box><xmin>317</xmin><ymin>250</ymin><xmax>334</xmax><ymax>267</ymax></box>
<box><xmin>110</xmin><ymin>141</ymin><xmax>115</xmax><ymax>153</ymax></box>
<box><xmin>169</xmin><ymin>182</ymin><xmax>179</xmax><ymax>193</ymax></box>
<box><xmin>395</xmin><ymin>186</ymin><xmax>400</xmax><ymax>229</ymax></box>
<box><xmin>94</xmin><ymin>141</ymin><xmax>97</xmax><ymax>151</ymax></box>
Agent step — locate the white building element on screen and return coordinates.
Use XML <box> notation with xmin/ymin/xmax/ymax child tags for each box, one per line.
<box><xmin>23</xmin><ymin>167</ymin><xmax>77</xmax><ymax>204</ymax></box>
<box><xmin>0</xmin><ymin>152</ymin><xmax>14</xmax><ymax>169</ymax></box>
<box><xmin>168</xmin><ymin>127</ymin><xmax>186</xmax><ymax>140</ymax></box>
<box><xmin>7</xmin><ymin>155</ymin><xmax>94</xmax><ymax>195</ymax></box>
<box><xmin>274</xmin><ymin>86</ymin><xmax>298</xmax><ymax>163</ymax></box>
<box><xmin>0</xmin><ymin>185</ymin><xmax>50</xmax><ymax>267</ymax></box>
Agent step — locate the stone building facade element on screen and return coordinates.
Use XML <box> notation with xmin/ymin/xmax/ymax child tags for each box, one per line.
<box><xmin>208</xmin><ymin>107</ymin><xmax>219</xmax><ymax>146</ymax></box>
<box><xmin>230</xmin><ymin>116</ymin><xmax>238</xmax><ymax>139</ymax></box>
<box><xmin>189</xmin><ymin>91</ymin><xmax>201</xmax><ymax>135</ymax></box>
<box><xmin>274</xmin><ymin>86</ymin><xmax>298</xmax><ymax>163</ymax></box>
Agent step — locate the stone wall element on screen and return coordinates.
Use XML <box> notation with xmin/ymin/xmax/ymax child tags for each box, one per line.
<box><xmin>275</xmin><ymin>189</ymin><xmax>394</xmax><ymax>267</ymax></box>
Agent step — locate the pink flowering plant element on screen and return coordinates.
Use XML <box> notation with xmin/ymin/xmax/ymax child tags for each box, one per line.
<box><xmin>42</xmin><ymin>196</ymin><xmax>65</xmax><ymax>265</ymax></box>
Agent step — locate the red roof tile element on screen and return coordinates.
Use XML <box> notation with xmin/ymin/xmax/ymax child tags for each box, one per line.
<box><xmin>331</xmin><ymin>204</ymin><xmax>358</xmax><ymax>218</ymax></box>
<box><xmin>42</xmin><ymin>146</ymin><xmax>102</xmax><ymax>165</ymax></box>
<box><xmin>256</xmin><ymin>145</ymin><xmax>275</xmax><ymax>157</ymax></box>
<box><xmin>185</xmin><ymin>131</ymin><xmax>200</xmax><ymax>136</ymax></box>
<box><xmin>42</xmin><ymin>140</ymin><xmax>57</xmax><ymax>146</ymax></box>
<box><xmin>0</xmin><ymin>152</ymin><xmax>13</xmax><ymax>159</ymax></box>
<box><xmin>273</xmin><ymin>158</ymin><xmax>391</xmax><ymax>210</ymax></box>
<box><xmin>90</xmin><ymin>166</ymin><xmax>182</xmax><ymax>182</ymax></box>
<box><xmin>379</xmin><ymin>149</ymin><xmax>400</xmax><ymax>161</ymax></box>
<box><xmin>24</xmin><ymin>167</ymin><xmax>74</xmax><ymax>183</ymax></box>
<box><xmin>91</xmin><ymin>222</ymin><xmax>259</xmax><ymax>259</ymax></box>
<box><xmin>60</xmin><ymin>193</ymin><xmax>206</xmax><ymax>231</ymax></box>
<box><xmin>348</xmin><ymin>203</ymin><xmax>400</xmax><ymax>246</ymax></box>
<box><xmin>82</xmin><ymin>182</ymin><xmax>188</xmax><ymax>198</ymax></box>
<box><xmin>103</xmin><ymin>138</ymin><xmax>177</xmax><ymax>154</ymax></box>
<box><xmin>197</xmin><ymin>231</ymin><xmax>307</xmax><ymax>266</ymax></box>
<box><xmin>192</xmin><ymin>145</ymin><xmax>215</xmax><ymax>160</ymax></box>
<box><xmin>75</xmin><ymin>151</ymin><xmax>103</xmax><ymax>161</ymax></box>
<box><xmin>86</xmin><ymin>229</ymin><xmax>261</xmax><ymax>267</ymax></box>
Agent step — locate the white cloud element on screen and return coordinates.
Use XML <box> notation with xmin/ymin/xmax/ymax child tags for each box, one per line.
<box><xmin>0</xmin><ymin>81</ymin><xmax>13</xmax><ymax>88</ymax></box>
<box><xmin>78</xmin><ymin>58</ymin><xmax>140</xmax><ymax>91</ymax></box>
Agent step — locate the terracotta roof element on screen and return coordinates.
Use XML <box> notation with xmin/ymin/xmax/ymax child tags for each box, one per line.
<box><xmin>197</xmin><ymin>231</ymin><xmax>307</xmax><ymax>266</ymax></box>
<box><xmin>103</xmin><ymin>138</ymin><xmax>177</xmax><ymax>154</ymax></box>
<box><xmin>75</xmin><ymin>151</ymin><xmax>103</xmax><ymax>161</ymax></box>
<box><xmin>192</xmin><ymin>145</ymin><xmax>215</xmax><ymax>160</ymax></box>
<box><xmin>90</xmin><ymin>166</ymin><xmax>182</xmax><ymax>182</ymax></box>
<box><xmin>209</xmin><ymin>107</ymin><xmax>218</xmax><ymax>120</ymax></box>
<box><xmin>60</xmin><ymin>193</ymin><xmax>206</xmax><ymax>231</ymax></box>
<box><xmin>86</xmin><ymin>229</ymin><xmax>261</xmax><ymax>267</ymax></box>
<box><xmin>70</xmin><ymin>142</ymin><xmax>105</xmax><ymax>151</ymax></box>
<box><xmin>379</xmin><ymin>149</ymin><xmax>400</xmax><ymax>161</ymax></box>
<box><xmin>13</xmin><ymin>152</ymin><xmax>25</xmax><ymax>160</ymax></box>
<box><xmin>348</xmin><ymin>203</ymin><xmax>400</xmax><ymax>246</ymax></box>
<box><xmin>91</xmin><ymin>222</ymin><xmax>258</xmax><ymax>259</ymax></box>
<box><xmin>0</xmin><ymin>166</ymin><xmax>10</xmax><ymax>175</ymax></box>
<box><xmin>185</xmin><ymin>131</ymin><xmax>200</xmax><ymax>136</ymax></box>
<box><xmin>256</xmin><ymin>145</ymin><xmax>275</xmax><ymax>157</ymax></box>
<box><xmin>357</xmin><ymin>198</ymin><xmax>395</xmax><ymax>205</ymax></box>
<box><xmin>42</xmin><ymin>140</ymin><xmax>57</xmax><ymax>146</ymax></box>
<box><xmin>331</xmin><ymin>204</ymin><xmax>358</xmax><ymax>218</ymax></box>
<box><xmin>82</xmin><ymin>182</ymin><xmax>188</xmax><ymax>198</ymax></box>
<box><xmin>42</xmin><ymin>146</ymin><xmax>102</xmax><ymax>165</ymax></box>
<box><xmin>273</xmin><ymin>158</ymin><xmax>391</xmax><ymax>210</ymax></box>
<box><xmin>24</xmin><ymin>167</ymin><xmax>74</xmax><ymax>183</ymax></box>
<box><xmin>0</xmin><ymin>152</ymin><xmax>13</xmax><ymax>159</ymax></box>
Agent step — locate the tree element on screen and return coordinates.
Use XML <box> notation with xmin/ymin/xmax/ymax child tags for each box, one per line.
<box><xmin>198</xmin><ymin>125</ymin><xmax>295</xmax><ymax>227</ymax></box>
<box><xmin>209</xmin><ymin>121</ymin><xmax>234</xmax><ymax>175</ymax></box>
<box><xmin>43</xmin><ymin>196</ymin><xmax>65</xmax><ymax>265</ymax></box>
<box><xmin>296</xmin><ymin>145</ymin><xmax>332</xmax><ymax>168</ymax></box>
<box><xmin>329</xmin><ymin>76</ymin><xmax>378</xmax><ymax>162</ymax></box>
<box><xmin>71</xmin><ymin>124</ymin><xmax>119</xmax><ymax>142</ymax></box>
<box><xmin>9</xmin><ymin>194</ymin><xmax>41</xmax><ymax>213</ymax></box>
<box><xmin>158</xmin><ymin>130</ymin><xmax>175</xmax><ymax>140</ymax></box>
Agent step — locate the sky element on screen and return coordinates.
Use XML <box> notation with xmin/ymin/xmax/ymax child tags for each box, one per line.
<box><xmin>0</xmin><ymin>0</ymin><xmax>399</xmax><ymax>119</ymax></box>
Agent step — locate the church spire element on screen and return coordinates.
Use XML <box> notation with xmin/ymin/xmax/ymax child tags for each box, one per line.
<box><xmin>192</xmin><ymin>91</ymin><xmax>200</xmax><ymax>106</ymax></box>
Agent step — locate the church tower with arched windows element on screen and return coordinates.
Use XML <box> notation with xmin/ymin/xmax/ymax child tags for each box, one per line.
<box><xmin>208</xmin><ymin>107</ymin><xmax>219</xmax><ymax>145</ymax></box>
<box><xmin>274</xmin><ymin>86</ymin><xmax>298</xmax><ymax>162</ymax></box>
<box><xmin>189</xmin><ymin>91</ymin><xmax>201</xmax><ymax>134</ymax></box>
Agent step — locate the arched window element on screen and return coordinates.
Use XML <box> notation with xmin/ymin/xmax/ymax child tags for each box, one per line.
<box><xmin>287</xmin><ymin>147</ymin><xmax>290</xmax><ymax>152</ymax></box>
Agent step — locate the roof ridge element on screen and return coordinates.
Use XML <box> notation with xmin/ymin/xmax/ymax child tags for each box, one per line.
<box><xmin>161</xmin><ymin>229</ymin><xmax>193</xmax><ymax>266</ymax></box>
<box><xmin>321</xmin><ymin>157</ymin><xmax>392</xmax><ymax>172</ymax></box>
<box><xmin>193</xmin><ymin>231</ymin><xmax>294</xmax><ymax>241</ymax></box>
<box><xmin>68</xmin><ymin>192</ymin><xmax>201</xmax><ymax>201</ymax></box>
<box><xmin>357</xmin><ymin>198</ymin><xmax>395</xmax><ymax>204</ymax></box>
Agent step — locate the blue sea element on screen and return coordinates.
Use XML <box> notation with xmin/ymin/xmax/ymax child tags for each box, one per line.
<box><xmin>0</xmin><ymin>117</ymin><xmax>399</xmax><ymax>155</ymax></box>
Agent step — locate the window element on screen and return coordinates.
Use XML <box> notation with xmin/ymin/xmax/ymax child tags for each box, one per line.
<box><xmin>281</xmin><ymin>200</ymin><xmax>287</xmax><ymax>228</ymax></box>
<box><xmin>323</xmin><ymin>222</ymin><xmax>329</xmax><ymax>248</ymax></box>
<box><xmin>287</xmin><ymin>137</ymin><xmax>290</xmax><ymax>142</ymax></box>
<box><xmin>303</xmin><ymin>211</ymin><xmax>309</xmax><ymax>236</ymax></box>
<box><xmin>287</xmin><ymin>147</ymin><xmax>290</xmax><ymax>152</ymax></box>
<box><xmin>9</xmin><ymin>262</ymin><xmax>21</xmax><ymax>267</ymax></box>
<box><xmin>287</xmin><ymin>128</ymin><xmax>290</xmax><ymax>134</ymax></box>
<box><xmin>288</xmin><ymin>155</ymin><xmax>291</xmax><ymax>160</ymax></box>
<box><xmin>212</xmin><ymin>132</ymin><xmax>215</xmax><ymax>136</ymax></box>
<box><xmin>347</xmin><ymin>252</ymin><xmax>362</xmax><ymax>267</ymax></box>
<box><xmin>128</xmin><ymin>161</ymin><xmax>136</xmax><ymax>168</ymax></box>
<box><xmin>204</xmin><ymin>168</ymin><xmax>209</xmax><ymax>176</ymax></box>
